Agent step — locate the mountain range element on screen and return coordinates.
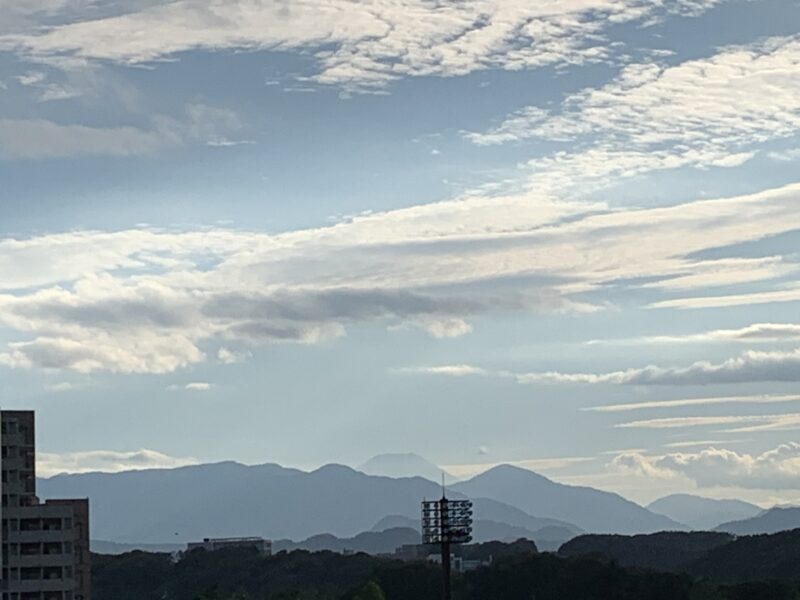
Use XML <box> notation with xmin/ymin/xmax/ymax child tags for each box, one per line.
<box><xmin>647</xmin><ymin>494</ymin><xmax>762</xmax><ymax>531</ymax></box>
<box><xmin>715</xmin><ymin>506</ymin><xmax>800</xmax><ymax>535</ymax></box>
<box><xmin>38</xmin><ymin>460</ymin><xmax>682</xmax><ymax>548</ymax></box>
<box><xmin>450</xmin><ymin>464</ymin><xmax>681</xmax><ymax>534</ymax></box>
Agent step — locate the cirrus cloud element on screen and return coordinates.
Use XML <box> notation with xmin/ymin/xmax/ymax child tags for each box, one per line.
<box><xmin>1</xmin><ymin>182</ymin><xmax>799</xmax><ymax>374</ymax></box>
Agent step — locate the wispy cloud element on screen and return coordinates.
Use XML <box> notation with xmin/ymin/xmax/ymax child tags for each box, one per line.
<box><xmin>663</xmin><ymin>439</ymin><xmax>748</xmax><ymax>448</ymax></box>
<box><xmin>468</xmin><ymin>36</ymin><xmax>800</xmax><ymax>192</ymax></box>
<box><xmin>0</xmin><ymin>118</ymin><xmax>176</xmax><ymax>159</ymax></box>
<box><xmin>184</xmin><ymin>382</ymin><xmax>212</xmax><ymax>391</ymax></box>
<box><xmin>768</xmin><ymin>148</ymin><xmax>800</xmax><ymax>162</ymax></box>
<box><xmin>0</xmin><ymin>103</ymin><xmax>242</xmax><ymax>159</ymax></box>
<box><xmin>587</xmin><ymin>323</ymin><xmax>800</xmax><ymax>346</ymax></box>
<box><xmin>37</xmin><ymin>448</ymin><xmax>198</xmax><ymax>477</ymax></box>
<box><xmin>616</xmin><ymin>413</ymin><xmax>800</xmax><ymax>431</ymax></box>
<box><xmin>585</xmin><ymin>394</ymin><xmax>800</xmax><ymax>413</ymax></box>
<box><xmin>0</xmin><ymin>0</ymin><xmax>726</xmax><ymax>92</ymax></box>
<box><xmin>418</xmin><ymin>348</ymin><xmax>800</xmax><ymax>387</ymax></box>
<box><xmin>1</xmin><ymin>183</ymin><xmax>799</xmax><ymax>373</ymax></box>
<box><xmin>520</xmin><ymin>348</ymin><xmax>800</xmax><ymax>386</ymax></box>
<box><xmin>650</xmin><ymin>285</ymin><xmax>800</xmax><ymax>310</ymax></box>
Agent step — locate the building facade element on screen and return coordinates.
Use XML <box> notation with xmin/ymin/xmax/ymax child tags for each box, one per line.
<box><xmin>186</xmin><ymin>537</ymin><xmax>272</xmax><ymax>556</ymax></box>
<box><xmin>1</xmin><ymin>411</ymin><xmax>91</xmax><ymax>600</ymax></box>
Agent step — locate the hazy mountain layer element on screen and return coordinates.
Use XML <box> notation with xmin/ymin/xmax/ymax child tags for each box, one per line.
<box><xmin>41</xmin><ymin>461</ymin><xmax>677</xmax><ymax>544</ymax></box>
<box><xmin>452</xmin><ymin>465</ymin><xmax>684</xmax><ymax>534</ymax></box>
<box><xmin>715</xmin><ymin>506</ymin><xmax>800</xmax><ymax>535</ymax></box>
<box><xmin>357</xmin><ymin>453</ymin><xmax>455</xmax><ymax>483</ymax></box>
<box><xmin>647</xmin><ymin>494</ymin><xmax>761</xmax><ymax>530</ymax></box>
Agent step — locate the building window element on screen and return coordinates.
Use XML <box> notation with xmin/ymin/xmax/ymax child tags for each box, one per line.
<box><xmin>20</xmin><ymin>519</ymin><xmax>40</xmax><ymax>532</ymax></box>
<box><xmin>43</xmin><ymin>542</ymin><xmax>62</xmax><ymax>555</ymax></box>
<box><xmin>20</xmin><ymin>567</ymin><xmax>41</xmax><ymax>580</ymax></box>
<box><xmin>42</xmin><ymin>519</ymin><xmax>62</xmax><ymax>532</ymax></box>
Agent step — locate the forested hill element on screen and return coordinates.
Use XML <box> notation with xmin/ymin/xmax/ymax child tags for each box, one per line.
<box><xmin>92</xmin><ymin>532</ymin><xmax>800</xmax><ymax>600</ymax></box>
<box><xmin>559</xmin><ymin>528</ymin><xmax>800</xmax><ymax>583</ymax></box>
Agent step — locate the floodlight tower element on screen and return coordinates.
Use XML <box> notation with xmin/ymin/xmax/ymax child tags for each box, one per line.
<box><xmin>421</xmin><ymin>477</ymin><xmax>473</xmax><ymax>600</ymax></box>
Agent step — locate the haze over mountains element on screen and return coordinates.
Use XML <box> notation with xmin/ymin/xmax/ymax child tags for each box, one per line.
<box><xmin>647</xmin><ymin>494</ymin><xmax>762</xmax><ymax>531</ymax></box>
<box><xmin>40</xmin><ymin>458</ymin><xmax>673</xmax><ymax>546</ymax></box>
<box><xmin>37</xmin><ymin>455</ymin><xmax>798</xmax><ymax>555</ymax></box>
<box><xmin>358</xmin><ymin>453</ymin><xmax>455</xmax><ymax>483</ymax></box>
<box><xmin>451</xmin><ymin>465</ymin><xmax>680</xmax><ymax>534</ymax></box>
<box><xmin>715</xmin><ymin>507</ymin><xmax>800</xmax><ymax>535</ymax></box>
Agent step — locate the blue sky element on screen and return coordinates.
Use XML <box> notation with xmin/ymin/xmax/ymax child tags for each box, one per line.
<box><xmin>2</xmin><ymin>0</ymin><xmax>800</xmax><ymax>505</ymax></box>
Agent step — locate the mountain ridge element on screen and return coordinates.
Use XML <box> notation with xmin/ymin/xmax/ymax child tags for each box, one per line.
<box><xmin>40</xmin><ymin>460</ymin><xmax>680</xmax><ymax>544</ymax></box>
<box><xmin>647</xmin><ymin>493</ymin><xmax>761</xmax><ymax>530</ymax></box>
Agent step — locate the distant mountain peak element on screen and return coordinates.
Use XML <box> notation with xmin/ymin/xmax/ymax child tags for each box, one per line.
<box><xmin>716</xmin><ymin>506</ymin><xmax>800</xmax><ymax>536</ymax></box>
<box><xmin>647</xmin><ymin>494</ymin><xmax>761</xmax><ymax>531</ymax></box>
<box><xmin>357</xmin><ymin>453</ymin><xmax>454</xmax><ymax>482</ymax></box>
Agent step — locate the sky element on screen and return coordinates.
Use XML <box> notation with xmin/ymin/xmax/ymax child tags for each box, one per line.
<box><xmin>1</xmin><ymin>0</ymin><xmax>800</xmax><ymax>506</ymax></box>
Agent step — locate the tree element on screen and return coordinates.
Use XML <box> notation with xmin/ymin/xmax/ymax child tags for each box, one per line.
<box><xmin>353</xmin><ymin>581</ymin><xmax>386</xmax><ymax>600</ymax></box>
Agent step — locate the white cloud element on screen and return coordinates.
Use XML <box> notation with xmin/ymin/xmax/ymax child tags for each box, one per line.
<box><xmin>518</xmin><ymin>348</ymin><xmax>800</xmax><ymax>386</ymax></box>
<box><xmin>37</xmin><ymin>448</ymin><xmax>198</xmax><ymax>477</ymax></box>
<box><xmin>184</xmin><ymin>382</ymin><xmax>212</xmax><ymax>391</ymax></box>
<box><xmin>768</xmin><ymin>148</ymin><xmax>800</xmax><ymax>162</ymax></box>
<box><xmin>0</xmin><ymin>0</ymin><xmax>724</xmax><ymax>92</ymax></box>
<box><xmin>390</xmin><ymin>317</ymin><xmax>473</xmax><ymax>339</ymax></box>
<box><xmin>16</xmin><ymin>70</ymin><xmax>45</xmax><ymax>85</ymax></box>
<box><xmin>612</xmin><ymin>443</ymin><xmax>800</xmax><ymax>490</ymax></box>
<box><xmin>416</xmin><ymin>348</ymin><xmax>800</xmax><ymax>388</ymax></box>
<box><xmin>44</xmin><ymin>381</ymin><xmax>74</xmax><ymax>392</ymax></box>
<box><xmin>650</xmin><ymin>285</ymin><xmax>800</xmax><ymax>310</ymax></box>
<box><xmin>1</xmin><ymin>182</ymin><xmax>799</xmax><ymax>374</ymax></box>
<box><xmin>589</xmin><ymin>323</ymin><xmax>800</xmax><ymax>346</ymax></box>
<box><xmin>663</xmin><ymin>440</ymin><xmax>747</xmax><ymax>448</ymax></box>
<box><xmin>468</xmin><ymin>36</ymin><xmax>800</xmax><ymax>191</ymax></box>
<box><xmin>609</xmin><ymin>452</ymin><xmax>681</xmax><ymax>480</ymax></box>
<box><xmin>586</xmin><ymin>394</ymin><xmax>800</xmax><ymax>413</ymax></box>
<box><xmin>407</xmin><ymin>364</ymin><xmax>494</xmax><ymax>378</ymax></box>
<box><xmin>217</xmin><ymin>347</ymin><xmax>250</xmax><ymax>364</ymax></box>
<box><xmin>616</xmin><ymin>413</ymin><xmax>800</xmax><ymax>432</ymax></box>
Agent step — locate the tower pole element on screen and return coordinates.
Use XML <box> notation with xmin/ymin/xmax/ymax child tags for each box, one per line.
<box><xmin>440</xmin><ymin>495</ymin><xmax>451</xmax><ymax>600</ymax></box>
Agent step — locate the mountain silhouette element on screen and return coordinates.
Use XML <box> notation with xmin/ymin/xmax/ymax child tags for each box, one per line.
<box><xmin>715</xmin><ymin>506</ymin><xmax>800</xmax><ymax>535</ymax></box>
<box><xmin>451</xmin><ymin>464</ymin><xmax>684</xmax><ymax>534</ymax></box>
<box><xmin>370</xmin><ymin>510</ymin><xmax>581</xmax><ymax>551</ymax></box>
<box><xmin>647</xmin><ymin>494</ymin><xmax>761</xmax><ymax>530</ymax></box>
<box><xmin>40</xmin><ymin>461</ymin><xmax>678</xmax><ymax>544</ymax></box>
<box><xmin>273</xmin><ymin>526</ymin><xmax>421</xmax><ymax>555</ymax></box>
<box><xmin>358</xmin><ymin>453</ymin><xmax>455</xmax><ymax>482</ymax></box>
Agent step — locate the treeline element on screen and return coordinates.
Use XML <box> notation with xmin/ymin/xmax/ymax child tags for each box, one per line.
<box><xmin>559</xmin><ymin>529</ymin><xmax>800</xmax><ymax>583</ymax></box>
<box><xmin>93</xmin><ymin>532</ymin><xmax>800</xmax><ymax>600</ymax></box>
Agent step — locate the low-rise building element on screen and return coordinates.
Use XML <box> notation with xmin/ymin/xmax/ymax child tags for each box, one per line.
<box><xmin>186</xmin><ymin>537</ymin><xmax>271</xmax><ymax>556</ymax></box>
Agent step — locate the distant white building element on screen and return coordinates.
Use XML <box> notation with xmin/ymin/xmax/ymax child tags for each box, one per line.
<box><xmin>426</xmin><ymin>553</ymin><xmax>490</xmax><ymax>573</ymax></box>
<box><xmin>186</xmin><ymin>537</ymin><xmax>272</xmax><ymax>555</ymax></box>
